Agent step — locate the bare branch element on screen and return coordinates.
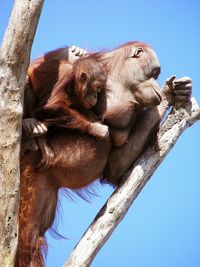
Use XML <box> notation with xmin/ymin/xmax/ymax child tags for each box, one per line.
<box><xmin>0</xmin><ymin>0</ymin><xmax>44</xmax><ymax>266</ymax></box>
<box><xmin>64</xmin><ymin>98</ymin><xmax>200</xmax><ymax>267</ymax></box>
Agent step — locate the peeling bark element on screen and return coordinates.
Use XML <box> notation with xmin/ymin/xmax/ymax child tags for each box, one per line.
<box><xmin>0</xmin><ymin>1</ymin><xmax>44</xmax><ymax>266</ymax></box>
<box><xmin>64</xmin><ymin>98</ymin><xmax>200</xmax><ymax>267</ymax></box>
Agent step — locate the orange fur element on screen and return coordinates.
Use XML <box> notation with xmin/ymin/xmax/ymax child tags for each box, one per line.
<box><xmin>18</xmin><ymin>42</ymin><xmax>163</xmax><ymax>266</ymax></box>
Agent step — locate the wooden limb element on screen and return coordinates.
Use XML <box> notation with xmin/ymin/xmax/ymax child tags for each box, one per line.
<box><xmin>63</xmin><ymin>97</ymin><xmax>200</xmax><ymax>267</ymax></box>
<box><xmin>0</xmin><ymin>1</ymin><xmax>44</xmax><ymax>266</ymax></box>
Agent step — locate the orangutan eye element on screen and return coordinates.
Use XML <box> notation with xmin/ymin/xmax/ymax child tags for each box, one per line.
<box><xmin>91</xmin><ymin>92</ymin><xmax>98</xmax><ymax>100</ymax></box>
<box><xmin>132</xmin><ymin>47</ymin><xmax>144</xmax><ymax>58</ymax></box>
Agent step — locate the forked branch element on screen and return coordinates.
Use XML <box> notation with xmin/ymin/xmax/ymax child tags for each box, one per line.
<box><xmin>64</xmin><ymin>97</ymin><xmax>200</xmax><ymax>267</ymax></box>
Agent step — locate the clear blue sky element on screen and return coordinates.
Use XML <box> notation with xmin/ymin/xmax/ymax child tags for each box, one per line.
<box><xmin>1</xmin><ymin>1</ymin><xmax>200</xmax><ymax>267</ymax></box>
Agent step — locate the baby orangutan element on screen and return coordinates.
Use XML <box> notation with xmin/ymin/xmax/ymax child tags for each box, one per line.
<box><xmin>22</xmin><ymin>55</ymin><xmax>109</xmax><ymax>168</ymax></box>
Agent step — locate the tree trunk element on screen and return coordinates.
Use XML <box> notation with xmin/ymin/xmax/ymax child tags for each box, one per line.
<box><xmin>0</xmin><ymin>1</ymin><xmax>44</xmax><ymax>266</ymax></box>
<box><xmin>64</xmin><ymin>98</ymin><xmax>200</xmax><ymax>267</ymax></box>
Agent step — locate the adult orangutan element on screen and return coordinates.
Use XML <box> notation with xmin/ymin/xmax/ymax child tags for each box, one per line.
<box><xmin>16</xmin><ymin>42</ymin><xmax>192</xmax><ymax>267</ymax></box>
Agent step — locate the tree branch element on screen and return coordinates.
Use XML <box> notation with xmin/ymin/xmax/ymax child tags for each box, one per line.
<box><xmin>0</xmin><ymin>1</ymin><xmax>44</xmax><ymax>266</ymax></box>
<box><xmin>63</xmin><ymin>97</ymin><xmax>200</xmax><ymax>267</ymax></box>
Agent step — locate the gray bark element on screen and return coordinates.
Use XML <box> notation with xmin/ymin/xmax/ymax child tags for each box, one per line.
<box><xmin>64</xmin><ymin>98</ymin><xmax>200</xmax><ymax>267</ymax></box>
<box><xmin>0</xmin><ymin>1</ymin><xmax>44</xmax><ymax>266</ymax></box>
